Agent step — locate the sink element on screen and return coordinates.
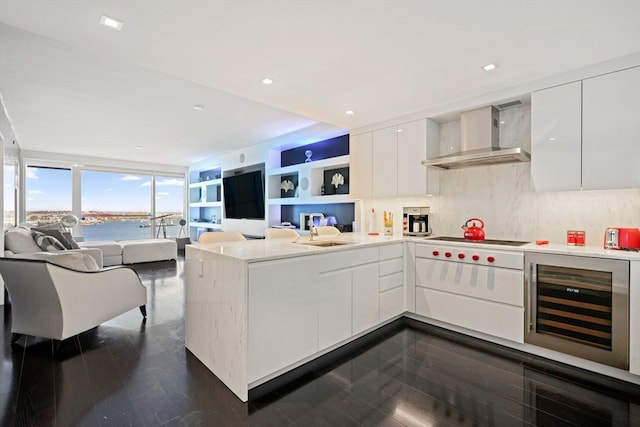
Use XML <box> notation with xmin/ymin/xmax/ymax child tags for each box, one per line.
<box><xmin>297</xmin><ymin>241</ymin><xmax>353</xmax><ymax>247</ymax></box>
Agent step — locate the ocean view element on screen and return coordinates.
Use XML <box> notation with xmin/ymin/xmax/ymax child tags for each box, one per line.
<box><xmin>80</xmin><ymin>220</ymin><xmax>183</xmax><ymax>241</ymax></box>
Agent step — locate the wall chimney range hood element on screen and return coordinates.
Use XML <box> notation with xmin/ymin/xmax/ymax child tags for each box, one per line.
<box><xmin>422</xmin><ymin>105</ymin><xmax>530</xmax><ymax>169</ymax></box>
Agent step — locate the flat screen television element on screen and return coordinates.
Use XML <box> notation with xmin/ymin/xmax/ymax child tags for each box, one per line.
<box><xmin>223</xmin><ymin>170</ymin><xmax>265</xmax><ymax>220</ymax></box>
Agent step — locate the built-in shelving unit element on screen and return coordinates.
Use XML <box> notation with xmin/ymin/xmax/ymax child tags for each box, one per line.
<box><xmin>267</xmin><ymin>154</ymin><xmax>351</xmax><ymax>205</ymax></box>
<box><xmin>188</xmin><ymin>134</ymin><xmax>354</xmax><ymax>237</ymax></box>
<box><xmin>188</xmin><ymin>167</ymin><xmax>223</xmax><ymax>237</ymax></box>
<box><xmin>266</xmin><ymin>134</ymin><xmax>354</xmax><ymax>231</ymax></box>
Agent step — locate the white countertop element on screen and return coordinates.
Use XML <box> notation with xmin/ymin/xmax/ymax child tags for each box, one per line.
<box><xmin>187</xmin><ymin>232</ymin><xmax>406</xmax><ymax>262</ymax></box>
<box><xmin>186</xmin><ymin>232</ymin><xmax>640</xmax><ymax>262</ymax></box>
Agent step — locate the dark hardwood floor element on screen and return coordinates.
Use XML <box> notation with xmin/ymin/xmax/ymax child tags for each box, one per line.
<box><xmin>1</xmin><ymin>256</ymin><xmax>638</xmax><ymax>426</ymax></box>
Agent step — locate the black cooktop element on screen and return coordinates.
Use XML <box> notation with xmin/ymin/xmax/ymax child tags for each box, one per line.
<box><xmin>425</xmin><ymin>236</ymin><xmax>530</xmax><ymax>247</ymax></box>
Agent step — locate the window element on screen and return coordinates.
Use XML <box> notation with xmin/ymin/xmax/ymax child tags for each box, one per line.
<box><xmin>81</xmin><ymin>170</ymin><xmax>153</xmax><ymax>241</ymax></box>
<box><xmin>25</xmin><ymin>165</ymin><xmax>72</xmax><ymax>226</ymax></box>
<box><xmin>3</xmin><ymin>160</ymin><xmax>17</xmax><ymax>230</ymax></box>
<box><xmin>80</xmin><ymin>170</ymin><xmax>185</xmax><ymax>241</ymax></box>
<box><xmin>154</xmin><ymin>175</ymin><xmax>185</xmax><ymax>238</ymax></box>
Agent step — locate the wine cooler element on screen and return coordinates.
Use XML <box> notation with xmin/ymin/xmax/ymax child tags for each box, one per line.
<box><xmin>524</xmin><ymin>253</ymin><xmax>629</xmax><ymax>369</ymax></box>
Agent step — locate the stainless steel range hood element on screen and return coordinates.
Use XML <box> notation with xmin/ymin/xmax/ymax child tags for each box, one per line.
<box><xmin>422</xmin><ymin>105</ymin><xmax>530</xmax><ymax>169</ymax></box>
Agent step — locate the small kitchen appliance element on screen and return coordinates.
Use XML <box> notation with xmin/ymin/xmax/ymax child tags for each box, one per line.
<box><xmin>603</xmin><ymin>227</ymin><xmax>640</xmax><ymax>250</ymax></box>
<box><xmin>402</xmin><ymin>207</ymin><xmax>431</xmax><ymax>236</ymax></box>
<box><xmin>462</xmin><ymin>218</ymin><xmax>485</xmax><ymax>241</ymax></box>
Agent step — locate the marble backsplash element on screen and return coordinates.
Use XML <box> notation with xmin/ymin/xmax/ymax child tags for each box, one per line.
<box><xmin>360</xmin><ymin>105</ymin><xmax>640</xmax><ymax>245</ymax></box>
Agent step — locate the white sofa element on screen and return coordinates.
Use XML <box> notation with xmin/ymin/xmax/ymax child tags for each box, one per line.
<box><xmin>77</xmin><ymin>238</ymin><xmax>177</xmax><ymax>265</ymax></box>
<box><xmin>4</xmin><ymin>226</ymin><xmax>104</xmax><ymax>268</ymax></box>
<box><xmin>4</xmin><ymin>225</ymin><xmax>178</xmax><ymax>266</ymax></box>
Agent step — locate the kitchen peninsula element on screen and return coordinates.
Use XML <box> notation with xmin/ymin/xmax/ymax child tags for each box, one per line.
<box><xmin>185</xmin><ymin>234</ymin><xmax>640</xmax><ymax>402</ymax></box>
<box><xmin>184</xmin><ymin>233</ymin><xmax>406</xmax><ymax>401</ymax></box>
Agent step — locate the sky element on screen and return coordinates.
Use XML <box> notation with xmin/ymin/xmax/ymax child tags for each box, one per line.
<box><xmin>25</xmin><ymin>167</ymin><xmax>184</xmax><ymax>213</ymax></box>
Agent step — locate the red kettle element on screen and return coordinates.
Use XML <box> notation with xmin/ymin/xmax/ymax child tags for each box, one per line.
<box><xmin>462</xmin><ymin>218</ymin><xmax>485</xmax><ymax>241</ymax></box>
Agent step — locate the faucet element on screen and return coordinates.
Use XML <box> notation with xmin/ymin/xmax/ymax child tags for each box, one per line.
<box><xmin>309</xmin><ymin>225</ymin><xmax>319</xmax><ymax>241</ymax></box>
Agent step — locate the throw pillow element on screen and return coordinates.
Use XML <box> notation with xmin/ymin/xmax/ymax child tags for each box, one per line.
<box><xmin>31</xmin><ymin>229</ymin><xmax>66</xmax><ymax>252</ymax></box>
<box><xmin>4</xmin><ymin>227</ymin><xmax>43</xmax><ymax>254</ymax></box>
<box><xmin>32</xmin><ymin>224</ymin><xmax>79</xmax><ymax>250</ymax></box>
<box><xmin>34</xmin><ymin>252</ymin><xmax>100</xmax><ymax>271</ymax></box>
<box><xmin>61</xmin><ymin>231</ymin><xmax>81</xmax><ymax>249</ymax></box>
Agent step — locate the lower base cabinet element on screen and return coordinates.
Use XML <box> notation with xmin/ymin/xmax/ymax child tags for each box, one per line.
<box><xmin>380</xmin><ymin>286</ymin><xmax>404</xmax><ymax>321</ymax></box>
<box><xmin>352</xmin><ymin>263</ymin><xmax>380</xmax><ymax>335</ymax></box>
<box><xmin>318</xmin><ymin>269</ymin><xmax>352</xmax><ymax>351</ymax></box>
<box><xmin>416</xmin><ymin>288</ymin><xmax>524</xmax><ymax>343</ymax></box>
<box><xmin>247</xmin><ymin>243</ymin><xmax>405</xmax><ymax>384</ymax></box>
<box><xmin>414</xmin><ymin>246</ymin><xmax>524</xmax><ymax>343</ymax></box>
<box><xmin>248</xmin><ymin>257</ymin><xmax>318</xmax><ymax>383</ymax></box>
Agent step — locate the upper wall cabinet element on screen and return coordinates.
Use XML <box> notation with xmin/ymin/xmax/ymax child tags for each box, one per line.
<box><xmin>372</xmin><ymin>126</ymin><xmax>398</xmax><ymax>198</ymax></box>
<box><xmin>350</xmin><ymin>118</ymin><xmax>439</xmax><ymax>199</ymax></box>
<box><xmin>349</xmin><ymin>132</ymin><xmax>373</xmax><ymax>199</ymax></box>
<box><xmin>397</xmin><ymin>119</ymin><xmax>440</xmax><ymax>197</ymax></box>
<box><xmin>582</xmin><ymin>67</ymin><xmax>640</xmax><ymax>190</ymax></box>
<box><xmin>531</xmin><ymin>81</ymin><xmax>582</xmax><ymax>191</ymax></box>
<box><xmin>532</xmin><ymin>66</ymin><xmax>640</xmax><ymax>191</ymax></box>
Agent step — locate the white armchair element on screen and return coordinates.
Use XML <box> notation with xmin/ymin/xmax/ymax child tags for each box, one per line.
<box><xmin>0</xmin><ymin>256</ymin><xmax>147</xmax><ymax>345</ymax></box>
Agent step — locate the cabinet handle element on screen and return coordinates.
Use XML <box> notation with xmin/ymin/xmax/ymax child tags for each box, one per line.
<box><xmin>526</xmin><ymin>262</ymin><xmax>533</xmax><ymax>333</ymax></box>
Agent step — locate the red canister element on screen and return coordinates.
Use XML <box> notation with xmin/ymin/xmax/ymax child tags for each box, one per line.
<box><xmin>567</xmin><ymin>231</ymin><xmax>576</xmax><ymax>245</ymax></box>
<box><xmin>575</xmin><ymin>231</ymin><xmax>585</xmax><ymax>246</ymax></box>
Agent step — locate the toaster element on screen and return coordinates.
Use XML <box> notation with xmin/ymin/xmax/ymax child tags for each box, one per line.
<box><xmin>604</xmin><ymin>227</ymin><xmax>640</xmax><ymax>250</ymax></box>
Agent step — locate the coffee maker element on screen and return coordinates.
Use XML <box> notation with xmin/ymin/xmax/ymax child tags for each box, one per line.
<box><xmin>403</xmin><ymin>207</ymin><xmax>431</xmax><ymax>236</ymax></box>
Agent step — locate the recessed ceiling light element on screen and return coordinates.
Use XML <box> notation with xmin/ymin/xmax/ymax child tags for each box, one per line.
<box><xmin>345</xmin><ymin>110</ymin><xmax>355</xmax><ymax>115</ymax></box>
<box><xmin>135</xmin><ymin>145</ymin><xmax>143</xmax><ymax>150</ymax></box>
<box><xmin>193</xmin><ymin>104</ymin><xmax>205</xmax><ymax>111</ymax></box>
<box><xmin>99</xmin><ymin>14</ymin><xmax>123</xmax><ymax>31</ymax></box>
<box><xmin>397</xmin><ymin>129</ymin><xmax>403</xmax><ymax>133</ymax></box>
<box><xmin>262</xmin><ymin>78</ymin><xmax>273</xmax><ymax>85</ymax></box>
<box><xmin>482</xmin><ymin>63</ymin><xmax>497</xmax><ymax>71</ymax></box>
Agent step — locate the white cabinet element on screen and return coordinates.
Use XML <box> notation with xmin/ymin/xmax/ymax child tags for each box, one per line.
<box><xmin>351</xmin><ymin>119</ymin><xmax>440</xmax><ymax>199</ymax></box>
<box><xmin>349</xmin><ymin>132</ymin><xmax>372</xmax><ymax>199</ymax></box>
<box><xmin>248</xmin><ymin>244</ymin><xmax>394</xmax><ymax>381</ymax></box>
<box><xmin>352</xmin><ymin>263</ymin><xmax>380</xmax><ymax>334</ymax></box>
<box><xmin>582</xmin><ymin>67</ymin><xmax>640</xmax><ymax>190</ymax></box>
<box><xmin>532</xmin><ymin>66</ymin><xmax>640</xmax><ymax>191</ymax></box>
<box><xmin>318</xmin><ymin>268</ymin><xmax>352</xmax><ymax>351</ymax></box>
<box><xmin>413</xmin><ymin>244</ymin><xmax>524</xmax><ymax>343</ymax></box>
<box><xmin>372</xmin><ymin>126</ymin><xmax>398</xmax><ymax>198</ymax></box>
<box><xmin>248</xmin><ymin>257</ymin><xmax>319</xmax><ymax>382</ymax></box>
<box><xmin>379</xmin><ymin>243</ymin><xmax>405</xmax><ymax>321</ymax></box>
<box><xmin>397</xmin><ymin>119</ymin><xmax>440</xmax><ymax>197</ymax></box>
<box><xmin>531</xmin><ymin>81</ymin><xmax>582</xmax><ymax>192</ymax></box>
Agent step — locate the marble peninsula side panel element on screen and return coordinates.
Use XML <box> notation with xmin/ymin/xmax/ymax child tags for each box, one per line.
<box><xmin>185</xmin><ymin>246</ymin><xmax>248</xmax><ymax>401</ymax></box>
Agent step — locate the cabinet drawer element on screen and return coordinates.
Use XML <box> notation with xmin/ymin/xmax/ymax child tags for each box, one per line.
<box><xmin>415</xmin><ymin>258</ymin><xmax>523</xmax><ymax>307</ymax></box>
<box><xmin>380</xmin><ymin>287</ymin><xmax>404</xmax><ymax>321</ymax></box>
<box><xmin>318</xmin><ymin>247</ymin><xmax>378</xmax><ymax>272</ymax></box>
<box><xmin>416</xmin><ymin>244</ymin><xmax>523</xmax><ymax>270</ymax></box>
<box><xmin>416</xmin><ymin>288</ymin><xmax>524</xmax><ymax>343</ymax></box>
<box><xmin>379</xmin><ymin>272</ymin><xmax>403</xmax><ymax>292</ymax></box>
<box><xmin>379</xmin><ymin>257</ymin><xmax>403</xmax><ymax>276</ymax></box>
<box><xmin>379</xmin><ymin>243</ymin><xmax>403</xmax><ymax>260</ymax></box>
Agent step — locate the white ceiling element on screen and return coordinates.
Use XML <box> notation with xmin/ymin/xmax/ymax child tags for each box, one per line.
<box><xmin>0</xmin><ymin>0</ymin><xmax>639</xmax><ymax>167</ymax></box>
